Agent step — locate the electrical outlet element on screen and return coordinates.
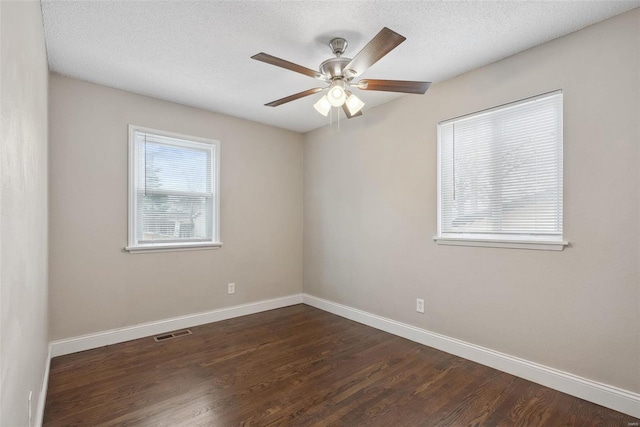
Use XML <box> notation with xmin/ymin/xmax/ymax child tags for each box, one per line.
<box><xmin>228</xmin><ymin>283</ymin><xmax>235</xmax><ymax>294</ymax></box>
<box><xmin>416</xmin><ymin>298</ymin><xmax>425</xmax><ymax>314</ymax></box>
<box><xmin>28</xmin><ymin>391</ymin><xmax>32</xmax><ymax>426</ymax></box>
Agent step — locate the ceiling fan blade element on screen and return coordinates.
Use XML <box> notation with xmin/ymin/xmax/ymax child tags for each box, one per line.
<box><xmin>342</xmin><ymin>104</ymin><xmax>363</xmax><ymax>119</ymax></box>
<box><xmin>265</xmin><ymin>87</ymin><xmax>324</xmax><ymax>107</ymax></box>
<box><xmin>344</xmin><ymin>27</ymin><xmax>406</xmax><ymax>77</ymax></box>
<box><xmin>357</xmin><ymin>79</ymin><xmax>431</xmax><ymax>94</ymax></box>
<box><xmin>251</xmin><ymin>53</ymin><xmax>328</xmax><ymax>81</ymax></box>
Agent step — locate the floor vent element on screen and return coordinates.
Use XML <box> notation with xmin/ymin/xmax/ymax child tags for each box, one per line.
<box><xmin>153</xmin><ymin>329</ymin><xmax>192</xmax><ymax>342</ymax></box>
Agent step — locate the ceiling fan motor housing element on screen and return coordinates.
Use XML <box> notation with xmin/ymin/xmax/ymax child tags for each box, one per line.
<box><xmin>320</xmin><ymin>37</ymin><xmax>355</xmax><ymax>80</ymax></box>
<box><xmin>319</xmin><ymin>57</ymin><xmax>352</xmax><ymax>79</ymax></box>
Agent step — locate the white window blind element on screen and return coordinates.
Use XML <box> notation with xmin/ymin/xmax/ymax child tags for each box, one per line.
<box><xmin>437</xmin><ymin>91</ymin><xmax>564</xmax><ymax>248</ymax></box>
<box><xmin>127</xmin><ymin>126</ymin><xmax>220</xmax><ymax>252</ymax></box>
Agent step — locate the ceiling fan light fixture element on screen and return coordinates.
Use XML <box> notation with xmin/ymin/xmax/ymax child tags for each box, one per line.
<box><xmin>345</xmin><ymin>92</ymin><xmax>365</xmax><ymax>115</ymax></box>
<box><xmin>314</xmin><ymin>95</ymin><xmax>332</xmax><ymax>116</ymax></box>
<box><xmin>327</xmin><ymin>80</ymin><xmax>347</xmax><ymax>107</ymax></box>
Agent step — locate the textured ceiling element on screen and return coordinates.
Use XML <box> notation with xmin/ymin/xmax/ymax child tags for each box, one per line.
<box><xmin>41</xmin><ymin>1</ymin><xmax>639</xmax><ymax>133</ymax></box>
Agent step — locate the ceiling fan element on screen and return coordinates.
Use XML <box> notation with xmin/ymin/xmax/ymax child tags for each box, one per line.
<box><xmin>251</xmin><ymin>27</ymin><xmax>431</xmax><ymax>119</ymax></box>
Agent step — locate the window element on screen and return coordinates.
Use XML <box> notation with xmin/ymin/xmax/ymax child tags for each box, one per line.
<box><xmin>127</xmin><ymin>125</ymin><xmax>221</xmax><ymax>252</ymax></box>
<box><xmin>435</xmin><ymin>91</ymin><xmax>566</xmax><ymax>250</ymax></box>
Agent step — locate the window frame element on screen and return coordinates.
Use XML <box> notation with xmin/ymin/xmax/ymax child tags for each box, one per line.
<box><xmin>126</xmin><ymin>125</ymin><xmax>222</xmax><ymax>253</ymax></box>
<box><xmin>434</xmin><ymin>91</ymin><xmax>568</xmax><ymax>251</ymax></box>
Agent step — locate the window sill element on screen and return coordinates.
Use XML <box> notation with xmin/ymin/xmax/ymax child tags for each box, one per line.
<box><xmin>433</xmin><ymin>236</ymin><xmax>568</xmax><ymax>251</ymax></box>
<box><xmin>125</xmin><ymin>242</ymin><xmax>223</xmax><ymax>254</ymax></box>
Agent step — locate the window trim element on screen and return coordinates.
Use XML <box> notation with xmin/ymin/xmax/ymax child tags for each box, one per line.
<box><xmin>433</xmin><ymin>236</ymin><xmax>568</xmax><ymax>251</ymax></box>
<box><xmin>434</xmin><ymin>91</ymin><xmax>568</xmax><ymax>251</ymax></box>
<box><xmin>126</xmin><ymin>125</ymin><xmax>222</xmax><ymax>253</ymax></box>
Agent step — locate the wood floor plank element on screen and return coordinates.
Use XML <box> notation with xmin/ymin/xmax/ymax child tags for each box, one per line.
<box><xmin>43</xmin><ymin>305</ymin><xmax>639</xmax><ymax>426</ymax></box>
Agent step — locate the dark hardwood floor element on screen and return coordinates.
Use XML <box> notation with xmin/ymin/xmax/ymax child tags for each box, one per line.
<box><xmin>44</xmin><ymin>304</ymin><xmax>637</xmax><ymax>426</ymax></box>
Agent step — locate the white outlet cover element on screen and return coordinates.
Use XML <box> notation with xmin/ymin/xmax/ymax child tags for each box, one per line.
<box><xmin>228</xmin><ymin>283</ymin><xmax>235</xmax><ymax>294</ymax></box>
<box><xmin>416</xmin><ymin>299</ymin><xmax>425</xmax><ymax>314</ymax></box>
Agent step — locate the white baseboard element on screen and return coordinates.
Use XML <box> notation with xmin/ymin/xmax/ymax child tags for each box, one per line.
<box><xmin>50</xmin><ymin>294</ymin><xmax>303</xmax><ymax>357</ymax></box>
<box><xmin>302</xmin><ymin>293</ymin><xmax>640</xmax><ymax>419</ymax></box>
<box><xmin>34</xmin><ymin>344</ymin><xmax>52</xmax><ymax>427</ymax></box>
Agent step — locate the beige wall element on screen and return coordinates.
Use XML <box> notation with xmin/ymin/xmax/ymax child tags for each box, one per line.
<box><xmin>304</xmin><ymin>9</ymin><xmax>640</xmax><ymax>393</ymax></box>
<box><xmin>0</xmin><ymin>1</ymin><xmax>50</xmax><ymax>425</ymax></box>
<box><xmin>49</xmin><ymin>75</ymin><xmax>303</xmax><ymax>340</ymax></box>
